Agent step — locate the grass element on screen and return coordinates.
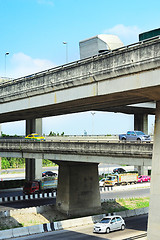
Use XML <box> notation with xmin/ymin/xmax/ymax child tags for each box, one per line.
<box><xmin>0</xmin><ymin>197</ymin><xmax>150</xmax><ymax>230</ymax></box>
<box><xmin>102</xmin><ymin>197</ymin><xmax>149</xmax><ymax>213</ymax></box>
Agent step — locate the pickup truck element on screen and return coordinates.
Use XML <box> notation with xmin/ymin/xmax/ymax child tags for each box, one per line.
<box><xmin>119</xmin><ymin>131</ymin><xmax>151</xmax><ymax>143</ymax></box>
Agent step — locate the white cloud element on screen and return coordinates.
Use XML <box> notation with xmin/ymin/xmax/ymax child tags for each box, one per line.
<box><xmin>10</xmin><ymin>52</ymin><xmax>56</xmax><ymax>78</ymax></box>
<box><xmin>104</xmin><ymin>24</ymin><xmax>142</xmax><ymax>45</ymax></box>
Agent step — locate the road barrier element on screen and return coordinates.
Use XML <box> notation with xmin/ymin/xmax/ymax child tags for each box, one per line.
<box><xmin>0</xmin><ymin>207</ymin><xmax>149</xmax><ymax>239</ymax></box>
<box><xmin>0</xmin><ymin>191</ymin><xmax>56</xmax><ymax>203</ymax></box>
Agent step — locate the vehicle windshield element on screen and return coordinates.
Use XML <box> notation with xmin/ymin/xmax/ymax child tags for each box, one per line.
<box><xmin>106</xmin><ymin>176</ymin><xmax>116</xmax><ymax>180</ymax></box>
<box><xmin>100</xmin><ymin>218</ymin><xmax>110</xmax><ymax>223</ymax></box>
<box><xmin>136</xmin><ymin>131</ymin><xmax>145</xmax><ymax>135</ymax></box>
<box><xmin>106</xmin><ymin>177</ymin><xmax>112</xmax><ymax>180</ymax></box>
<box><xmin>33</xmin><ymin>134</ymin><xmax>40</xmax><ymax>137</ymax></box>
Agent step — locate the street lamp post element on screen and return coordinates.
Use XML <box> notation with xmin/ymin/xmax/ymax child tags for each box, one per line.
<box><xmin>63</xmin><ymin>42</ymin><xmax>68</xmax><ymax>63</ymax></box>
<box><xmin>91</xmin><ymin>112</ymin><xmax>96</xmax><ymax>135</ymax></box>
<box><xmin>5</xmin><ymin>52</ymin><xmax>9</xmax><ymax>77</ymax></box>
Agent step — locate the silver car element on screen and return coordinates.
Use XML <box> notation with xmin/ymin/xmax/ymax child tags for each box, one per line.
<box><xmin>93</xmin><ymin>215</ymin><xmax>125</xmax><ymax>234</ymax></box>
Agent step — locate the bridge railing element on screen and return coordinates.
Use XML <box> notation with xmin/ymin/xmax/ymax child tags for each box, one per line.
<box><xmin>0</xmin><ymin>36</ymin><xmax>160</xmax><ymax>87</ymax></box>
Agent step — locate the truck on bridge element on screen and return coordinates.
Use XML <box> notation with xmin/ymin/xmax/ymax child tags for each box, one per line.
<box><xmin>23</xmin><ymin>176</ymin><xmax>57</xmax><ymax>194</ymax></box>
<box><xmin>119</xmin><ymin>131</ymin><xmax>151</xmax><ymax>143</ymax></box>
<box><xmin>101</xmin><ymin>172</ymin><xmax>138</xmax><ymax>187</ymax></box>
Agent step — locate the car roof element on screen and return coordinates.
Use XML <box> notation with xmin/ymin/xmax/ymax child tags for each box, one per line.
<box><xmin>103</xmin><ymin>215</ymin><xmax>122</xmax><ymax>219</ymax></box>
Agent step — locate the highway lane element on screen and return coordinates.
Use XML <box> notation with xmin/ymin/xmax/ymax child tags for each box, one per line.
<box><xmin>0</xmin><ymin>183</ymin><xmax>150</xmax><ymax>198</ymax></box>
<box><xmin>11</xmin><ymin>214</ymin><xmax>148</xmax><ymax>240</ymax></box>
<box><xmin>0</xmin><ymin>186</ymin><xmax>150</xmax><ymax>211</ymax></box>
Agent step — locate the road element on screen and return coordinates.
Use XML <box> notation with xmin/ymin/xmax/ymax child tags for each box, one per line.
<box><xmin>0</xmin><ymin>185</ymin><xmax>150</xmax><ymax>211</ymax></box>
<box><xmin>11</xmin><ymin>214</ymin><xmax>147</xmax><ymax>240</ymax></box>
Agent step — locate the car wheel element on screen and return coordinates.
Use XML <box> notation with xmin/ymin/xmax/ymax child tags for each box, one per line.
<box><xmin>137</xmin><ymin>138</ymin><xmax>141</xmax><ymax>143</ymax></box>
<box><xmin>121</xmin><ymin>224</ymin><xmax>125</xmax><ymax>230</ymax></box>
<box><xmin>141</xmin><ymin>180</ymin><xmax>143</xmax><ymax>183</ymax></box>
<box><xmin>148</xmin><ymin>179</ymin><xmax>150</xmax><ymax>182</ymax></box>
<box><xmin>122</xmin><ymin>138</ymin><xmax>126</xmax><ymax>143</ymax></box>
<box><xmin>106</xmin><ymin>227</ymin><xmax>110</xmax><ymax>234</ymax></box>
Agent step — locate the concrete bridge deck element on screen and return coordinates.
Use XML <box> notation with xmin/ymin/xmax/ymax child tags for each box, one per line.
<box><xmin>0</xmin><ymin>37</ymin><xmax>160</xmax><ymax>123</ymax></box>
<box><xmin>0</xmin><ymin>140</ymin><xmax>153</xmax><ymax>166</ymax></box>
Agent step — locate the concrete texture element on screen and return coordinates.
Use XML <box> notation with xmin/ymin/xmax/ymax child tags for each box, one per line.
<box><xmin>56</xmin><ymin>162</ymin><xmax>101</xmax><ymax>216</ymax></box>
<box><xmin>0</xmin><ymin>140</ymin><xmax>153</xmax><ymax>166</ymax></box>
<box><xmin>147</xmin><ymin>101</ymin><xmax>160</xmax><ymax>239</ymax></box>
<box><xmin>0</xmin><ymin>38</ymin><xmax>160</xmax><ymax>123</ymax></box>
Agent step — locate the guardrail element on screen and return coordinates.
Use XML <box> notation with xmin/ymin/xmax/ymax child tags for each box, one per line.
<box><xmin>0</xmin><ymin>206</ymin><xmax>148</xmax><ymax>239</ymax></box>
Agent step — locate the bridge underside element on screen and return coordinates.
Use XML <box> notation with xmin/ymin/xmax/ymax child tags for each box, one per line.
<box><xmin>0</xmin><ymin>72</ymin><xmax>159</xmax><ymax>123</ymax></box>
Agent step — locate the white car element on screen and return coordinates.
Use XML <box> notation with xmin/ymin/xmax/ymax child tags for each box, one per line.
<box><xmin>93</xmin><ymin>215</ymin><xmax>125</xmax><ymax>234</ymax></box>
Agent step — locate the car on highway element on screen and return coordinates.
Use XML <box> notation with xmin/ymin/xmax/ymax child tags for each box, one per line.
<box><xmin>137</xmin><ymin>175</ymin><xmax>151</xmax><ymax>183</ymax></box>
<box><xmin>113</xmin><ymin>168</ymin><xmax>126</xmax><ymax>174</ymax></box>
<box><xmin>93</xmin><ymin>215</ymin><xmax>125</xmax><ymax>234</ymax></box>
<box><xmin>119</xmin><ymin>131</ymin><xmax>151</xmax><ymax>143</ymax></box>
<box><xmin>25</xmin><ymin>133</ymin><xmax>45</xmax><ymax>141</ymax></box>
<box><xmin>42</xmin><ymin>171</ymin><xmax>57</xmax><ymax>177</ymax></box>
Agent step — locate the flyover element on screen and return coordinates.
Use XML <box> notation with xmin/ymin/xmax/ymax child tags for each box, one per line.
<box><xmin>0</xmin><ymin>37</ymin><xmax>160</xmax><ymax>123</ymax></box>
<box><xmin>1</xmin><ymin>36</ymin><xmax>160</xmax><ymax>238</ymax></box>
<box><xmin>0</xmin><ymin>140</ymin><xmax>153</xmax><ymax>166</ymax></box>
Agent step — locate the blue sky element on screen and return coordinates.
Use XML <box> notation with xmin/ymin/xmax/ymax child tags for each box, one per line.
<box><xmin>0</xmin><ymin>0</ymin><xmax>158</xmax><ymax>135</ymax></box>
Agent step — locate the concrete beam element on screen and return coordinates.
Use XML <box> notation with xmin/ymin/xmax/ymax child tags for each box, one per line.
<box><xmin>0</xmin><ymin>141</ymin><xmax>153</xmax><ymax>166</ymax></box>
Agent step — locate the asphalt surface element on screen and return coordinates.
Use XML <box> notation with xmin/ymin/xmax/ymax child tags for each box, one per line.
<box><xmin>11</xmin><ymin>214</ymin><xmax>148</xmax><ymax>240</ymax></box>
<box><xmin>0</xmin><ymin>185</ymin><xmax>150</xmax><ymax>211</ymax></box>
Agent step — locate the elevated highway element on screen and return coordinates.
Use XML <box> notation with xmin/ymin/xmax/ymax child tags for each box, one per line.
<box><xmin>0</xmin><ymin>140</ymin><xmax>153</xmax><ymax>166</ymax></box>
<box><xmin>1</xmin><ymin>36</ymin><xmax>160</xmax><ymax>238</ymax></box>
<box><xmin>0</xmin><ymin>37</ymin><xmax>160</xmax><ymax>123</ymax></box>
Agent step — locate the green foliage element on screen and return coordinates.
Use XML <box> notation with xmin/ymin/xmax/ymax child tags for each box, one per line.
<box><xmin>1</xmin><ymin>132</ymin><xmax>22</xmax><ymax>138</ymax></box>
<box><xmin>1</xmin><ymin>157</ymin><xmax>25</xmax><ymax>169</ymax></box>
<box><xmin>42</xmin><ymin>159</ymin><xmax>56</xmax><ymax>167</ymax></box>
<box><xmin>1</xmin><ymin>158</ymin><xmax>56</xmax><ymax>169</ymax></box>
<box><xmin>49</xmin><ymin>131</ymin><xmax>64</xmax><ymax>136</ymax></box>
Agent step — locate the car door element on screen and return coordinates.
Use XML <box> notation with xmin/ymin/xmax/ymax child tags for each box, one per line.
<box><xmin>110</xmin><ymin>217</ymin><xmax>117</xmax><ymax>230</ymax></box>
<box><xmin>116</xmin><ymin>217</ymin><xmax>122</xmax><ymax>229</ymax></box>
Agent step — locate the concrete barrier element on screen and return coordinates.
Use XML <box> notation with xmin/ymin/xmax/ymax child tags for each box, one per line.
<box><xmin>0</xmin><ymin>207</ymin><xmax>149</xmax><ymax>239</ymax></box>
<box><xmin>114</xmin><ymin>211</ymin><xmax>127</xmax><ymax>218</ymax></box>
<box><xmin>12</xmin><ymin>226</ymin><xmax>29</xmax><ymax>238</ymax></box>
<box><xmin>125</xmin><ymin>209</ymin><xmax>136</xmax><ymax>217</ymax></box>
<box><xmin>28</xmin><ymin>224</ymin><xmax>43</xmax><ymax>235</ymax></box>
<box><xmin>0</xmin><ymin>229</ymin><xmax>13</xmax><ymax>240</ymax></box>
<box><xmin>135</xmin><ymin>207</ymin><xmax>145</xmax><ymax>216</ymax></box>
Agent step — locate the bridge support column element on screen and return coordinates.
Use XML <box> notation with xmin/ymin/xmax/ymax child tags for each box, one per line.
<box><xmin>25</xmin><ymin>118</ymin><xmax>42</xmax><ymax>181</ymax></box>
<box><xmin>134</xmin><ymin>114</ymin><xmax>148</xmax><ymax>176</ymax></box>
<box><xmin>135</xmin><ymin>166</ymin><xmax>148</xmax><ymax>175</ymax></box>
<box><xmin>148</xmin><ymin>101</ymin><xmax>160</xmax><ymax>239</ymax></box>
<box><xmin>134</xmin><ymin>113</ymin><xmax>148</xmax><ymax>134</ymax></box>
<box><xmin>56</xmin><ymin>162</ymin><xmax>101</xmax><ymax>216</ymax></box>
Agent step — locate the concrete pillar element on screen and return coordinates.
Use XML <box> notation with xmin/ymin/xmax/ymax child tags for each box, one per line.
<box><xmin>26</xmin><ymin>118</ymin><xmax>42</xmax><ymax>135</ymax></box>
<box><xmin>134</xmin><ymin>113</ymin><xmax>148</xmax><ymax>176</ymax></box>
<box><xmin>134</xmin><ymin>113</ymin><xmax>148</xmax><ymax>134</ymax></box>
<box><xmin>135</xmin><ymin>166</ymin><xmax>148</xmax><ymax>175</ymax></box>
<box><xmin>25</xmin><ymin>158</ymin><xmax>42</xmax><ymax>181</ymax></box>
<box><xmin>147</xmin><ymin>101</ymin><xmax>160</xmax><ymax>239</ymax></box>
<box><xmin>25</xmin><ymin>118</ymin><xmax>42</xmax><ymax>181</ymax></box>
<box><xmin>56</xmin><ymin>162</ymin><xmax>101</xmax><ymax>216</ymax></box>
